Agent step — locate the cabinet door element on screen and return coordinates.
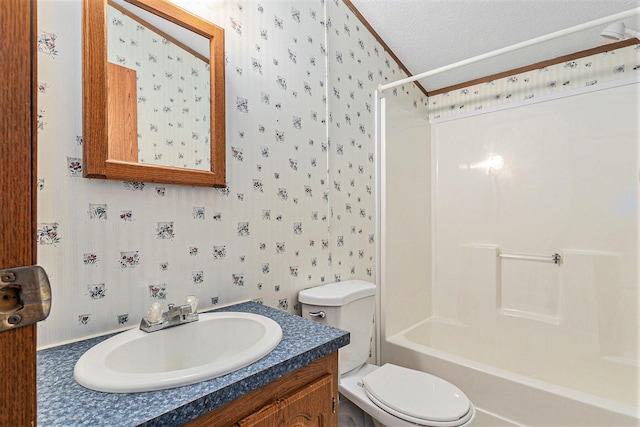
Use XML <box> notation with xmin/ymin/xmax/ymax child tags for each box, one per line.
<box><xmin>279</xmin><ymin>374</ymin><xmax>334</xmax><ymax>427</ymax></box>
<box><xmin>238</xmin><ymin>374</ymin><xmax>335</xmax><ymax>427</ymax></box>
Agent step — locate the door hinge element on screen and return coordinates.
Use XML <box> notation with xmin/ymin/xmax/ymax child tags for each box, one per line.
<box><xmin>332</xmin><ymin>396</ymin><xmax>336</xmax><ymax>414</ymax></box>
<box><xmin>0</xmin><ymin>265</ymin><xmax>51</xmax><ymax>331</ymax></box>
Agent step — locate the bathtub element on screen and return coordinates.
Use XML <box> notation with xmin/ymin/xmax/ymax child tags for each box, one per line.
<box><xmin>383</xmin><ymin>318</ymin><xmax>639</xmax><ymax>426</ymax></box>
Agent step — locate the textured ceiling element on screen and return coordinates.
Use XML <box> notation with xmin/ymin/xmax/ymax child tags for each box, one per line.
<box><xmin>349</xmin><ymin>0</ymin><xmax>640</xmax><ymax>92</ymax></box>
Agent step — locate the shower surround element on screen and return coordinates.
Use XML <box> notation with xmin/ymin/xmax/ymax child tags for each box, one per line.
<box><xmin>380</xmin><ymin>52</ymin><xmax>639</xmax><ymax>423</ymax></box>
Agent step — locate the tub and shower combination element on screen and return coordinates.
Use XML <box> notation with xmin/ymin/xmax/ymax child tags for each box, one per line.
<box><xmin>385</xmin><ymin>307</ymin><xmax>638</xmax><ymax>425</ymax></box>
<box><xmin>378</xmin><ymin>74</ymin><xmax>639</xmax><ymax>425</ymax></box>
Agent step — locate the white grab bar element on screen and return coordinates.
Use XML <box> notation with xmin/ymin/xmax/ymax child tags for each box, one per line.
<box><xmin>498</xmin><ymin>252</ymin><xmax>563</xmax><ymax>265</ymax></box>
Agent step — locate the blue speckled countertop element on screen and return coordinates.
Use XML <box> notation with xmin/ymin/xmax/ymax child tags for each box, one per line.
<box><xmin>37</xmin><ymin>302</ymin><xmax>349</xmax><ymax>426</ymax></box>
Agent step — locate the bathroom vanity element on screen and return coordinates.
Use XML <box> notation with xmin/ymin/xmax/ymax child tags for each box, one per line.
<box><xmin>37</xmin><ymin>302</ymin><xmax>349</xmax><ymax>426</ymax></box>
<box><xmin>187</xmin><ymin>353</ymin><xmax>337</xmax><ymax>426</ymax></box>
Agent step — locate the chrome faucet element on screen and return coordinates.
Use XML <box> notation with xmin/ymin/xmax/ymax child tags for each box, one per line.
<box><xmin>140</xmin><ymin>296</ymin><xmax>199</xmax><ymax>333</ymax></box>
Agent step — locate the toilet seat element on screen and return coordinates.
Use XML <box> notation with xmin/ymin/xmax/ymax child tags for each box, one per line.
<box><xmin>361</xmin><ymin>363</ymin><xmax>474</xmax><ymax>427</ymax></box>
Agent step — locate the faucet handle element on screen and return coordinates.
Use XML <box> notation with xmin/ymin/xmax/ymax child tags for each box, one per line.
<box><xmin>147</xmin><ymin>302</ymin><xmax>163</xmax><ymax>323</ymax></box>
<box><xmin>184</xmin><ymin>295</ymin><xmax>199</xmax><ymax>313</ymax></box>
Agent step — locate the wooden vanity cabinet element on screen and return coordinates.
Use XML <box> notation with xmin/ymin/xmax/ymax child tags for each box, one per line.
<box><xmin>184</xmin><ymin>352</ymin><xmax>339</xmax><ymax>427</ymax></box>
<box><xmin>238</xmin><ymin>374</ymin><xmax>334</xmax><ymax>426</ymax></box>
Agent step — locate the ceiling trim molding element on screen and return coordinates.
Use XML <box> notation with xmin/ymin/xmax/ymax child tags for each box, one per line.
<box><xmin>429</xmin><ymin>39</ymin><xmax>639</xmax><ymax>96</ymax></box>
<box><xmin>342</xmin><ymin>0</ymin><xmax>429</xmax><ymax>97</ymax></box>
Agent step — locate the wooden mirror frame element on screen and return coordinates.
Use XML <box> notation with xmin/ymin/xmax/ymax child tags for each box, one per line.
<box><xmin>82</xmin><ymin>0</ymin><xmax>225</xmax><ymax>187</ymax></box>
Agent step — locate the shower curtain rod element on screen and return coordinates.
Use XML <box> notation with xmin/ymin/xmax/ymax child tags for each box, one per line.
<box><xmin>378</xmin><ymin>7</ymin><xmax>640</xmax><ymax>93</ymax></box>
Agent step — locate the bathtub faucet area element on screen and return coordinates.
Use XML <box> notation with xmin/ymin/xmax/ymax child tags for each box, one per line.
<box><xmin>140</xmin><ymin>296</ymin><xmax>199</xmax><ymax>333</ymax></box>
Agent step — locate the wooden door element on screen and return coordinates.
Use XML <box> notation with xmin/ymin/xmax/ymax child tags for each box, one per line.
<box><xmin>185</xmin><ymin>353</ymin><xmax>338</xmax><ymax>427</ymax></box>
<box><xmin>278</xmin><ymin>375</ymin><xmax>333</xmax><ymax>427</ymax></box>
<box><xmin>238</xmin><ymin>375</ymin><xmax>334</xmax><ymax>427</ymax></box>
<box><xmin>0</xmin><ymin>0</ymin><xmax>38</xmax><ymax>425</ymax></box>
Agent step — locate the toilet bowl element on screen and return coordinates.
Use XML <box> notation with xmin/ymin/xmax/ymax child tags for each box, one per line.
<box><xmin>298</xmin><ymin>280</ymin><xmax>475</xmax><ymax>427</ymax></box>
<box><xmin>341</xmin><ymin>363</ymin><xmax>475</xmax><ymax>427</ymax></box>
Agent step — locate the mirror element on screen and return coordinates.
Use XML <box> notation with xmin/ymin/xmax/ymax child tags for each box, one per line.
<box><xmin>82</xmin><ymin>0</ymin><xmax>226</xmax><ymax>187</ymax></box>
<box><xmin>107</xmin><ymin>0</ymin><xmax>212</xmax><ymax>171</ymax></box>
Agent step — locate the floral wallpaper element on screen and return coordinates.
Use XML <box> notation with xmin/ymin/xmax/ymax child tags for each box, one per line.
<box><xmin>38</xmin><ymin>0</ymin><xmax>636</xmax><ymax>351</ymax></box>
<box><xmin>107</xmin><ymin>3</ymin><xmax>212</xmax><ymax>170</ymax></box>
<box><xmin>429</xmin><ymin>43</ymin><xmax>640</xmax><ymax>120</ymax></box>
<box><xmin>36</xmin><ymin>0</ymin><xmax>426</xmax><ymax>347</ymax></box>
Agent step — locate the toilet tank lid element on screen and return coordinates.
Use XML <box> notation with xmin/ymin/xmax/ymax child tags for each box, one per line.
<box><xmin>298</xmin><ymin>280</ymin><xmax>376</xmax><ymax>306</ymax></box>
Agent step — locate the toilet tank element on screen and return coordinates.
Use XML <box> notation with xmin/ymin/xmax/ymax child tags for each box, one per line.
<box><xmin>298</xmin><ymin>280</ymin><xmax>376</xmax><ymax>375</ymax></box>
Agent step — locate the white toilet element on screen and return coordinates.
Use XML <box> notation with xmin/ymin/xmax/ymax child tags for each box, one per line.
<box><xmin>299</xmin><ymin>280</ymin><xmax>475</xmax><ymax>427</ymax></box>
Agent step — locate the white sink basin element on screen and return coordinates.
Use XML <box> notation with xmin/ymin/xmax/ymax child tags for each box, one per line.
<box><xmin>73</xmin><ymin>311</ymin><xmax>283</xmax><ymax>393</ymax></box>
